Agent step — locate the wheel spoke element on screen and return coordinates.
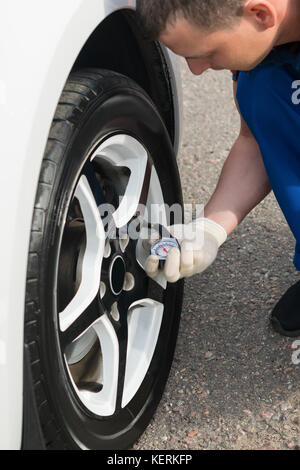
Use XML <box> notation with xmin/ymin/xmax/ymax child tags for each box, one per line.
<box><xmin>120</xmin><ymin>298</ymin><xmax>164</xmax><ymax>409</ymax></box>
<box><xmin>93</xmin><ymin>134</ymin><xmax>152</xmax><ymax>228</ymax></box>
<box><xmin>75</xmin><ymin>314</ymin><xmax>120</xmax><ymax>417</ymax></box>
<box><xmin>135</xmin><ymin>165</ymin><xmax>170</xmax><ymax>289</ymax></box>
<box><xmin>59</xmin><ymin>175</ymin><xmax>105</xmax><ymax>333</ymax></box>
<box><xmin>114</xmin><ymin>292</ymin><xmax>131</xmax><ymax>410</ymax></box>
<box><xmin>61</xmin><ymin>296</ymin><xmax>104</xmax><ymax>349</ymax></box>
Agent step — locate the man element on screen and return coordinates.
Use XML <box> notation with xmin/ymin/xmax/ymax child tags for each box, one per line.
<box><xmin>136</xmin><ymin>0</ymin><xmax>300</xmax><ymax>337</ymax></box>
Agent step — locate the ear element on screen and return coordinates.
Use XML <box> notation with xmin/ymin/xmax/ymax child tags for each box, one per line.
<box><xmin>244</xmin><ymin>0</ymin><xmax>276</xmax><ymax>29</ymax></box>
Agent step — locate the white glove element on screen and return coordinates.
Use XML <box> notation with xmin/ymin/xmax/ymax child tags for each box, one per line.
<box><xmin>144</xmin><ymin>218</ymin><xmax>227</xmax><ymax>283</ymax></box>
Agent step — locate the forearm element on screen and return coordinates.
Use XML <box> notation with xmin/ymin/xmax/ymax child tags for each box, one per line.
<box><xmin>204</xmin><ymin>134</ymin><xmax>272</xmax><ymax>235</ymax></box>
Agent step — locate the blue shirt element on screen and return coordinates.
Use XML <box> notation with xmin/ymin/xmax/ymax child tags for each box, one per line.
<box><xmin>233</xmin><ymin>43</ymin><xmax>300</xmax><ymax>269</ymax></box>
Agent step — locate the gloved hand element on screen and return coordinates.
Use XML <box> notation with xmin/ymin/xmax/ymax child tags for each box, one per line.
<box><xmin>144</xmin><ymin>218</ymin><xmax>227</xmax><ymax>283</ymax></box>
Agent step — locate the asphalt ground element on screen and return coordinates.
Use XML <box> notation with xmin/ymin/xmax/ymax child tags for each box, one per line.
<box><xmin>134</xmin><ymin>59</ymin><xmax>300</xmax><ymax>450</ymax></box>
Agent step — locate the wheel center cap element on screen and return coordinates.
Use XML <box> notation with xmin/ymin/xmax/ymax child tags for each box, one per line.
<box><xmin>109</xmin><ymin>255</ymin><xmax>126</xmax><ymax>295</ymax></box>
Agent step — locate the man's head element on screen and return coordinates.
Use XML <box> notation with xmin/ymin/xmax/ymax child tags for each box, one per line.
<box><xmin>136</xmin><ymin>0</ymin><xmax>295</xmax><ymax>74</ymax></box>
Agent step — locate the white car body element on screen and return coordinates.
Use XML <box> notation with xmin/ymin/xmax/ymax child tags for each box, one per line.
<box><xmin>0</xmin><ymin>0</ymin><xmax>182</xmax><ymax>449</ymax></box>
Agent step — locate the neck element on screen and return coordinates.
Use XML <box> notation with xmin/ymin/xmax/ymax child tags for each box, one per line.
<box><xmin>275</xmin><ymin>0</ymin><xmax>300</xmax><ymax>45</ymax></box>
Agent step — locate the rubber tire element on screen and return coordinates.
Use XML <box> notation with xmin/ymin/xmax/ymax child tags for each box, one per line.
<box><xmin>24</xmin><ymin>69</ymin><xmax>184</xmax><ymax>450</ymax></box>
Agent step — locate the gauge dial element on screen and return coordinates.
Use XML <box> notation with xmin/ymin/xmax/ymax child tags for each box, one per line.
<box><xmin>151</xmin><ymin>237</ymin><xmax>180</xmax><ymax>260</ymax></box>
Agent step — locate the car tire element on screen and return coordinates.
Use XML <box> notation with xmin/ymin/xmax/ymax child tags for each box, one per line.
<box><xmin>24</xmin><ymin>69</ymin><xmax>184</xmax><ymax>450</ymax></box>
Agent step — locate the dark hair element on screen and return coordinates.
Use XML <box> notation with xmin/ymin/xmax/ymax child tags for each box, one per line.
<box><xmin>136</xmin><ymin>0</ymin><xmax>245</xmax><ymax>39</ymax></box>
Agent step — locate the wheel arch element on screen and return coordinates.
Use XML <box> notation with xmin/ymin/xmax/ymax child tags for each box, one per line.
<box><xmin>72</xmin><ymin>9</ymin><xmax>178</xmax><ymax>147</ymax></box>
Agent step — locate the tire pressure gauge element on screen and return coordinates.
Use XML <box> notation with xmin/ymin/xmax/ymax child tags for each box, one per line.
<box><xmin>151</xmin><ymin>237</ymin><xmax>180</xmax><ymax>259</ymax></box>
<box><xmin>148</xmin><ymin>223</ymin><xmax>180</xmax><ymax>269</ymax></box>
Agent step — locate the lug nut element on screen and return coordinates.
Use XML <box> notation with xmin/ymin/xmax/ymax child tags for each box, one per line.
<box><xmin>104</xmin><ymin>239</ymin><xmax>111</xmax><ymax>258</ymax></box>
<box><xmin>111</xmin><ymin>302</ymin><xmax>120</xmax><ymax>322</ymax></box>
<box><xmin>119</xmin><ymin>233</ymin><xmax>129</xmax><ymax>252</ymax></box>
<box><xmin>123</xmin><ymin>272</ymin><xmax>135</xmax><ymax>291</ymax></box>
<box><xmin>100</xmin><ymin>281</ymin><xmax>106</xmax><ymax>298</ymax></box>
